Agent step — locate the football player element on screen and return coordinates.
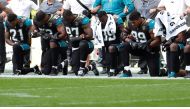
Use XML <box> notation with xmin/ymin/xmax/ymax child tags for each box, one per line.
<box><xmin>5</xmin><ymin>13</ymin><xmax>41</xmax><ymax>75</ymax></box>
<box><xmin>33</xmin><ymin>10</ymin><xmax>68</xmax><ymax>75</ymax></box>
<box><xmin>62</xmin><ymin>10</ymin><xmax>99</xmax><ymax>76</ymax></box>
<box><xmin>119</xmin><ymin>10</ymin><xmax>161</xmax><ymax>77</ymax></box>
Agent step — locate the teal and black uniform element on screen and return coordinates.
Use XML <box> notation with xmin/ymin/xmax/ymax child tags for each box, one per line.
<box><xmin>64</xmin><ymin>15</ymin><xmax>94</xmax><ymax>74</ymax></box>
<box><xmin>34</xmin><ymin>14</ymin><xmax>68</xmax><ymax>55</ymax></box>
<box><xmin>0</xmin><ymin>0</ymin><xmax>8</xmax><ymax>73</ymax></box>
<box><xmin>120</xmin><ymin>18</ymin><xmax>160</xmax><ymax>76</ymax></box>
<box><xmin>128</xmin><ymin>19</ymin><xmax>155</xmax><ymax>43</ymax></box>
<box><xmin>34</xmin><ymin>14</ymin><xmax>68</xmax><ymax>75</ymax></box>
<box><xmin>5</xmin><ymin>17</ymin><xmax>33</xmax><ymax>74</ymax></box>
<box><xmin>5</xmin><ymin>17</ymin><xmax>32</xmax><ymax>44</ymax></box>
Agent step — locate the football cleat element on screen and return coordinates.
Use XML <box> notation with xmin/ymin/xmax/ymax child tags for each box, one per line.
<box><xmin>62</xmin><ymin>59</ymin><xmax>68</xmax><ymax>75</ymax></box>
<box><xmin>119</xmin><ymin>70</ymin><xmax>132</xmax><ymax>77</ymax></box>
<box><xmin>14</xmin><ymin>69</ymin><xmax>22</xmax><ymax>75</ymax></box>
<box><xmin>168</xmin><ymin>72</ymin><xmax>176</xmax><ymax>78</ymax></box>
<box><xmin>91</xmin><ymin>62</ymin><xmax>99</xmax><ymax>76</ymax></box>
<box><xmin>108</xmin><ymin>71</ymin><xmax>114</xmax><ymax>77</ymax></box>
<box><xmin>100</xmin><ymin>67</ymin><xmax>108</xmax><ymax>74</ymax></box>
<box><xmin>51</xmin><ymin>67</ymin><xmax>58</xmax><ymax>76</ymax></box>
<box><xmin>78</xmin><ymin>70</ymin><xmax>85</xmax><ymax>76</ymax></box>
<box><xmin>34</xmin><ymin>65</ymin><xmax>42</xmax><ymax>75</ymax></box>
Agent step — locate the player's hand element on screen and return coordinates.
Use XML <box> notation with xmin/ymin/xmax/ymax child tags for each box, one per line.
<box><xmin>123</xmin><ymin>7</ymin><xmax>128</xmax><ymax>13</ymax></box>
<box><xmin>127</xmin><ymin>34</ymin><xmax>135</xmax><ymax>40</ymax></box>
<box><xmin>113</xmin><ymin>15</ymin><xmax>119</xmax><ymax>21</ymax></box>
<box><xmin>51</xmin><ymin>33</ymin><xmax>60</xmax><ymax>39</ymax></box>
<box><xmin>80</xmin><ymin>34</ymin><xmax>85</xmax><ymax>39</ymax></box>
<box><xmin>0</xmin><ymin>11</ymin><xmax>6</xmax><ymax>18</ymax></box>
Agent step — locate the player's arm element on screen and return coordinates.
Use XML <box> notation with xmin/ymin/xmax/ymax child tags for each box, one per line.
<box><xmin>0</xmin><ymin>3</ymin><xmax>12</xmax><ymax>14</ymax></box>
<box><xmin>120</xmin><ymin>22</ymin><xmax>133</xmax><ymax>42</ymax></box>
<box><xmin>81</xmin><ymin>17</ymin><xmax>93</xmax><ymax>40</ymax></box>
<box><xmin>91</xmin><ymin>5</ymin><xmax>101</xmax><ymax>14</ymax></box>
<box><xmin>24</xmin><ymin>18</ymin><xmax>34</xmax><ymax>40</ymax></box>
<box><xmin>117</xmin><ymin>17</ymin><xmax>131</xmax><ymax>41</ymax></box>
<box><xmin>148</xmin><ymin>20</ymin><xmax>161</xmax><ymax>48</ymax></box>
<box><xmin>55</xmin><ymin>18</ymin><xmax>67</xmax><ymax>39</ymax></box>
<box><xmin>5</xmin><ymin>30</ymin><xmax>15</xmax><ymax>46</ymax></box>
<box><xmin>56</xmin><ymin>24</ymin><xmax>67</xmax><ymax>40</ymax></box>
<box><xmin>92</xmin><ymin>0</ymin><xmax>101</xmax><ymax>13</ymax></box>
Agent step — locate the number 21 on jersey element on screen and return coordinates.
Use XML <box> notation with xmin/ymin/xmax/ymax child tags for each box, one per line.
<box><xmin>10</xmin><ymin>29</ymin><xmax>24</xmax><ymax>42</ymax></box>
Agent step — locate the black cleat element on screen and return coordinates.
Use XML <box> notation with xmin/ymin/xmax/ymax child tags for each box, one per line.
<box><xmin>51</xmin><ymin>67</ymin><xmax>58</xmax><ymax>76</ymax></box>
<box><xmin>14</xmin><ymin>69</ymin><xmax>22</xmax><ymax>75</ymax></box>
<box><xmin>62</xmin><ymin>60</ymin><xmax>68</xmax><ymax>75</ymax></box>
<box><xmin>159</xmin><ymin>68</ymin><xmax>167</xmax><ymax>76</ymax></box>
<box><xmin>108</xmin><ymin>72</ymin><xmax>114</xmax><ymax>77</ymax></box>
<box><xmin>34</xmin><ymin>65</ymin><xmax>42</xmax><ymax>75</ymax></box>
<box><xmin>91</xmin><ymin>62</ymin><xmax>99</xmax><ymax>76</ymax></box>
<box><xmin>78</xmin><ymin>70</ymin><xmax>85</xmax><ymax>76</ymax></box>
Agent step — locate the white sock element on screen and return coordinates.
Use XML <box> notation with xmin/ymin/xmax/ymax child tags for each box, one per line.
<box><xmin>79</xmin><ymin>67</ymin><xmax>85</xmax><ymax>70</ymax></box>
<box><xmin>52</xmin><ymin>66</ymin><xmax>58</xmax><ymax>69</ymax></box>
<box><xmin>185</xmin><ymin>65</ymin><xmax>190</xmax><ymax>71</ymax></box>
<box><xmin>61</xmin><ymin>62</ymin><xmax>65</xmax><ymax>68</ymax></box>
<box><xmin>110</xmin><ymin>69</ymin><xmax>115</xmax><ymax>72</ymax></box>
<box><xmin>124</xmin><ymin>66</ymin><xmax>130</xmax><ymax>71</ymax></box>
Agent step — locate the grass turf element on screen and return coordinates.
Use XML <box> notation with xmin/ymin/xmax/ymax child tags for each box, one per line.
<box><xmin>0</xmin><ymin>78</ymin><xmax>190</xmax><ymax>107</ymax></box>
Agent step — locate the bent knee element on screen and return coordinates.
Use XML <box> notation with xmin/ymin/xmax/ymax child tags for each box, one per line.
<box><xmin>170</xmin><ymin>43</ymin><xmax>178</xmax><ymax>51</ymax></box>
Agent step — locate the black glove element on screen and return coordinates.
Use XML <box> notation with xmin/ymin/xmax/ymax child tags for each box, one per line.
<box><xmin>51</xmin><ymin>33</ymin><xmax>60</xmax><ymax>40</ymax></box>
<box><xmin>129</xmin><ymin>41</ymin><xmax>138</xmax><ymax>49</ymax></box>
<box><xmin>137</xmin><ymin>43</ymin><xmax>148</xmax><ymax>50</ymax></box>
<box><xmin>31</xmin><ymin>31</ymin><xmax>40</xmax><ymax>38</ymax></box>
<box><xmin>129</xmin><ymin>41</ymin><xmax>147</xmax><ymax>50</ymax></box>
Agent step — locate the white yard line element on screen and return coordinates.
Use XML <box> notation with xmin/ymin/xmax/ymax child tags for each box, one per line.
<box><xmin>0</xmin><ymin>93</ymin><xmax>40</xmax><ymax>98</ymax></box>
<box><xmin>0</xmin><ymin>74</ymin><xmax>188</xmax><ymax>79</ymax></box>
<box><xmin>58</xmin><ymin>97</ymin><xmax>190</xmax><ymax>105</ymax></box>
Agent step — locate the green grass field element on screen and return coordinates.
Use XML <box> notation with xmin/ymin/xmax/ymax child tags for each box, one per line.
<box><xmin>0</xmin><ymin>78</ymin><xmax>190</xmax><ymax>107</ymax></box>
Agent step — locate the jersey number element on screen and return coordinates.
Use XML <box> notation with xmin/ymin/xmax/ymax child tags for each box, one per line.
<box><xmin>66</xmin><ymin>27</ymin><xmax>79</xmax><ymax>37</ymax></box>
<box><xmin>10</xmin><ymin>29</ymin><xmax>24</xmax><ymax>42</ymax></box>
<box><xmin>102</xmin><ymin>30</ymin><xmax>116</xmax><ymax>41</ymax></box>
<box><xmin>39</xmin><ymin>28</ymin><xmax>53</xmax><ymax>35</ymax></box>
<box><xmin>131</xmin><ymin>31</ymin><xmax>147</xmax><ymax>43</ymax></box>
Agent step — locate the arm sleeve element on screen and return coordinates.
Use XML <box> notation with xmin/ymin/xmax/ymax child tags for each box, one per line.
<box><xmin>148</xmin><ymin>19</ymin><xmax>155</xmax><ymax>31</ymax></box>
<box><xmin>116</xmin><ymin>17</ymin><xmax>123</xmax><ymax>25</ymax></box>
